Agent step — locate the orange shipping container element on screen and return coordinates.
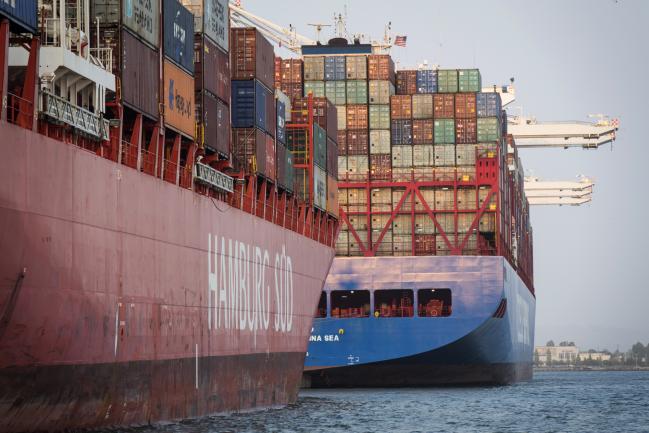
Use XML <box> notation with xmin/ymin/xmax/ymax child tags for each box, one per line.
<box><xmin>164</xmin><ymin>60</ymin><xmax>195</xmax><ymax>138</ymax></box>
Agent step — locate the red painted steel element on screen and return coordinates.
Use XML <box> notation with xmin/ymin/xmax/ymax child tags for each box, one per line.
<box><xmin>0</xmin><ymin>19</ymin><xmax>8</xmax><ymax>122</ymax></box>
<box><xmin>230</xmin><ymin>27</ymin><xmax>275</xmax><ymax>90</ymax></box>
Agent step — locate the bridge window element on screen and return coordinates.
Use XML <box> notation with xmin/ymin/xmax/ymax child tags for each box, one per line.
<box><xmin>417</xmin><ymin>289</ymin><xmax>452</xmax><ymax>317</ymax></box>
<box><xmin>315</xmin><ymin>292</ymin><xmax>327</xmax><ymax>318</ymax></box>
<box><xmin>330</xmin><ymin>290</ymin><xmax>370</xmax><ymax>318</ymax></box>
<box><xmin>374</xmin><ymin>289</ymin><xmax>414</xmax><ymax>317</ymax></box>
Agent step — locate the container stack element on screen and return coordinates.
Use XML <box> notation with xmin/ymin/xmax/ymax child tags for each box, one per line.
<box><xmin>275</xmin><ymin>57</ymin><xmax>304</xmax><ymax>100</ymax></box>
<box><xmin>185</xmin><ymin>0</ymin><xmax>231</xmax><ymax>158</ymax></box>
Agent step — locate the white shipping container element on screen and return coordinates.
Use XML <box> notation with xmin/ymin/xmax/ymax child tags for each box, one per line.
<box><xmin>183</xmin><ymin>0</ymin><xmax>228</xmax><ymax>52</ymax></box>
<box><xmin>338</xmin><ymin>156</ymin><xmax>348</xmax><ymax>178</ymax></box>
<box><xmin>412</xmin><ymin>94</ymin><xmax>433</xmax><ymax>119</ymax></box>
<box><xmin>275</xmin><ymin>89</ymin><xmax>292</xmax><ymax>122</ymax></box>
<box><xmin>127</xmin><ymin>0</ymin><xmax>160</xmax><ymax>47</ymax></box>
<box><xmin>336</xmin><ymin>105</ymin><xmax>347</xmax><ymax>130</ymax></box>
<box><xmin>369</xmin><ymin>105</ymin><xmax>390</xmax><ymax>129</ymax></box>
<box><xmin>393</xmin><ymin>234</ymin><xmax>412</xmax><ymax>254</ymax></box>
<box><xmin>436</xmin><ymin>213</ymin><xmax>455</xmax><ymax>234</ymax></box>
<box><xmin>456</xmin><ymin>144</ymin><xmax>477</xmax><ymax>166</ymax></box>
<box><xmin>480</xmin><ymin>213</ymin><xmax>496</xmax><ymax>232</ymax></box>
<box><xmin>415</xmin><ymin>214</ymin><xmax>436</xmax><ymax>234</ymax></box>
<box><xmin>458</xmin><ymin>213</ymin><xmax>476</xmax><ymax>232</ymax></box>
<box><xmin>304</xmin><ymin>81</ymin><xmax>325</xmax><ymax>98</ymax></box>
<box><xmin>435</xmin><ymin>189</ymin><xmax>454</xmax><ymax>211</ymax></box>
<box><xmin>413</xmin><ymin>144</ymin><xmax>434</xmax><ymax>167</ymax></box>
<box><xmin>371</xmin><ymin>214</ymin><xmax>392</xmax><ymax>231</ymax></box>
<box><xmin>392</xmin><ymin>188</ymin><xmax>411</xmax><ymax>211</ymax></box>
<box><xmin>392</xmin><ymin>145</ymin><xmax>413</xmax><ymax>168</ymax></box>
<box><xmin>347</xmin><ymin>155</ymin><xmax>369</xmax><ymax>177</ymax></box>
<box><xmin>434</xmin><ymin>144</ymin><xmax>456</xmax><ymax>167</ymax></box>
<box><xmin>335</xmin><ymin>230</ymin><xmax>350</xmax><ymax>255</ymax></box>
<box><xmin>346</xmin><ymin>56</ymin><xmax>368</xmax><ymax>79</ymax></box>
<box><xmin>457</xmin><ymin>188</ymin><xmax>477</xmax><ymax>210</ymax></box>
<box><xmin>392</xmin><ymin>215</ymin><xmax>412</xmax><ymax>235</ymax></box>
<box><xmin>415</xmin><ymin>187</ymin><xmax>435</xmax><ymax>211</ymax></box>
<box><xmin>370</xmin><ymin>130</ymin><xmax>391</xmax><ymax>154</ymax></box>
<box><xmin>313</xmin><ymin>165</ymin><xmax>327</xmax><ymax>211</ymax></box>
<box><xmin>369</xmin><ymin>80</ymin><xmax>394</xmax><ymax>104</ymax></box>
<box><xmin>304</xmin><ymin>56</ymin><xmax>325</xmax><ymax>81</ymax></box>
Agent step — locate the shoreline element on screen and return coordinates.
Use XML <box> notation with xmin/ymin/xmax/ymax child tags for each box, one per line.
<box><xmin>534</xmin><ymin>366</ymin><xmax>649</xmax><ymax>372</ymax></box>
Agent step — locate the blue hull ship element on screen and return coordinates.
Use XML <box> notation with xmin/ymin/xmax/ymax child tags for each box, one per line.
<box><xmin>304</xmin><ymin>255</ymin><xmax>535</xmax><ymax>386</ymax></box>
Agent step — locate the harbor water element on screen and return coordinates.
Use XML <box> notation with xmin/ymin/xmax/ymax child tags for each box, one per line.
<box><xmin>90</xmin><ymin>371</ymin><xmax>649</xmax><ymax>433</ymax></box>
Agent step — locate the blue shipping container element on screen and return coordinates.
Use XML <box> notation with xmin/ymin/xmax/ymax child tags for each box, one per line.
<box><xmin>231</xmin><ymin>80</ymin><xmax>272</xmax><ymax>133</ymax></box>
<box><xmin>276</xmin><ymin>99</ymin><xmax>286</xmax><ymax>144</ymax></box>
<box><xmin>416</xmin><ymin>69</ymin><xmax>438</xmax><ymax>93</ymax></box>
<box><xmin>391</xmin><ymin>120</ymin><xmax>413</xmax><ymax>145</ymax></box>
<box><xmin>163</xmin><ymin>0</ymin><xmax>195</xmax><ymax>74</ymax></box>
<box><xmin>324</xmin><ymin>56</ymin><xmax>346</xmax><ymax>81</ymax></box>
<box><xmin>476</xmin><ymin>93</ymin><xmax>502</xmax><ymax>118</ymax></box>
<box><xmin>0</xmin><ymin>0</ymin><xmax>37</xmax><ymax>34</ymax></box>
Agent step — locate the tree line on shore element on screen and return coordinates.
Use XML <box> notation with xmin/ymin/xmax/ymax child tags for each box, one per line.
<box><xmin>535</xmin><ymin>341</ymin><xmax>649</xmax><ymax>367</ymax></box>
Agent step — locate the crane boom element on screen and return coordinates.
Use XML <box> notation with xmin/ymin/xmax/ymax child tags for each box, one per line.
<box><xmin>523</xmin><ymin>176</ymin><xmax>594</xmax><ymax>206</ymax></box>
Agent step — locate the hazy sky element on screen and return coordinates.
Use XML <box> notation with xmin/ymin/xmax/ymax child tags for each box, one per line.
<box><xmin>245</xmin><ymin>0</ymin><xmax>648</xmax><ymax>351</ymax></box>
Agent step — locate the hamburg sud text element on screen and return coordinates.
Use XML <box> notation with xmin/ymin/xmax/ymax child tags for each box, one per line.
<box><xmin>207</xmin><ymin>234</ymin><xmax>294</xmax><ymax>333</ymax></box>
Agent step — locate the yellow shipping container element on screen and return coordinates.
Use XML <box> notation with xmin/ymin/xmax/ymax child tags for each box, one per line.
<box><xmin>163</xmin><ymin>60</ymin><xmax>195</xmax><ymax>138</ymax></box>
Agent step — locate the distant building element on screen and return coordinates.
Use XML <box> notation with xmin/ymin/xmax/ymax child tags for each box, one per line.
<box><xmin>534</xmin><ymin>345</ymin><xmax>580</xmax><ymax>365</ymax></box>
<box><xmin>578</xmin><ymin>352</ymin><xmax>611</xmax><ymax>362</ymax></box>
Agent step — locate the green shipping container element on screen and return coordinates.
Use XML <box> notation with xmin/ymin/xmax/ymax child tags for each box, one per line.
<box><xmin>458</xmin><ymin>69</ymin><xmax>481</xmax><ymax>92</ymax></box>
<box><xmin>346</xmin><ymin>80</ymin><xmax>368</xmax><ymax>104</ymax></box>
<box><xmin>325</xmin><ymin>81</ymin><xmax>346</xmax><ymax>105</ymax></box>
<box><xmin>477</xmin><ymin>117</ymin><xmax>500</xmax><ymax>142</ymax></box>
<box><xmin>434</xmin><ymin>119</ymin><xmax>455</xmax><ymax>144</ymax></box>
<box><xmin>369</xmin><ymin>105</ymin><xmax>390</xmax><ymax>130</ymax></box>
<box><xmin>304</xmin><ymin>81</ymin><xmax>325</xmax><ymax>98</ymax></box>
<box><xmin>314</xmin><ymin>123</ymin><xmax>327</xmax><ymax>169</ymax></box>
<box><xmin>437</xmin><ymin>69</ymin><xmax>458</xmax><ymax>93</ymax></box>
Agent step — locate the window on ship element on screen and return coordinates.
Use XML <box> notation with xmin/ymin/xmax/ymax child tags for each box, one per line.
<box><xmin>315</xmin><ymin>292</ymin><xmax>327</xmax><ymax>318</ymax></box>
<box><xmin>330</xmin><ymin>290</ymin><xmax>370</xmax><ymax>318</ymax></box>
<box><xmin>374</xmin><ymin>289</ymin><xmax>414</xmax><ymax>317</ymax></box>
<box><xmin>417</xmin><ymin>289</ymin><xmax>452</xmax><ymax>317</ymax></box>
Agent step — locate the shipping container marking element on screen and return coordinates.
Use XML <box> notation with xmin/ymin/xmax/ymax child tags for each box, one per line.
<box><xmin>168</xmin><ymin>78</ymin><xmax>192</xmax><ymax>118</ymax></box>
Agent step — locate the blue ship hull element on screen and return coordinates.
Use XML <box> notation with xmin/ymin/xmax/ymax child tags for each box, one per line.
<box><xmin>304</xmin><ymin>256</ymin><xmax>535</xmax><ymax>386</ymax></box>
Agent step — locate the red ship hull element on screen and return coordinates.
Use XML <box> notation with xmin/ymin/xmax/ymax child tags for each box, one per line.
<box><xmin>0</xmin><ymin>122</ymin><xmax>335</xmax><ymax>432</ymax></box>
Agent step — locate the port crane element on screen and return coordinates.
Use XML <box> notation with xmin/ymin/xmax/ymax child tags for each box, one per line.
<box><xmin>229</xmin><ymin>2</ymin><xmax>618</xmax><ymax>207</ymax></box>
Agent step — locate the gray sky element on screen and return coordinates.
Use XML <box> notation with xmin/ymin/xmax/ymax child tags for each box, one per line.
<box><xmin>246</xmin><ymin>0</ymin><xmax>648</xmax><ymax>352</ymax></box>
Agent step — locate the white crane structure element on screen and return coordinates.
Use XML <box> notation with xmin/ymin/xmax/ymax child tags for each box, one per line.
<box><xmin>523</xmin><ymin>176</ymin><xmax>594</xmax><ymax>206</ymax></box>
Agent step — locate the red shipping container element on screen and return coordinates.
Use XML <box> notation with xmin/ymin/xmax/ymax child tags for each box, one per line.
<box><xmin>231</xmin><ymin>27</ymin><xmax>275</xmax><ymax>90</ymax></box>
<box><xmin>280</xmin><ymin>82</ymin><xmax>303</xmax><ymax>100</ymax></box>
<box><xmin>396</xmin><ymin>70</ymin><xmax>417</xmax><ymax>95</ymax></box>
<box><xmin>368</xmin><ymin>55</ymin><xmax>395</xmax><ymax>82</ymax></box>
<box><xmin>274</xmin><ymin>56</ymin><xmax>282</xmax><ymax>88</ymax></box>
<box><xmin>232</xmin><ymin>127</ymin><xmax>276</xmax><ymax>180</ymax></box>
<box><xmin>327</xmin><ymin>136</ymin><xmax>338</xmax><ymax>177</ymax></box>
<box><xmin>455</xmin><ymin>118</ymin><xmax>478</xmax><ymax>144</ymax></box>
<box><xmin>371</xmin><ymin>154</ymin><xmax>392</xmax><ymax>181</ymax></box>
<box><xmin>346</xmin><ymin>104</ymin><xmax>369</xmax><ymax>129</ymax></box>
<box><xmin>281</xmin><ymin>58</ymin><xmax>303</xmax><ymax>84</ymax></box>
<box><xmin>194</xmin><ymin>34</ymin><xmax>230</xmax><ymax>104</ymax></box>
<box><xmin>292</xmin><ymin>97</ymin><xmax>337</xmax><ymax>138</ymax></box>
<box><xmin>347</xmin><ymin>129</ymin><xmax>369</xmax><ymax>155</ymax></box>
<box><xmin>337</xmin><ymin>130</ymin><xmax>348</xmax><ymax>156</ymax></box>
<box><xmin>391</xmin><ymin>95</ymin><xmax>412</xmax><ymax>119</ymax></box>
<box><xmin>433</xmin><ymin>94</ymin><xmax>455</xmax><ymax>119</ymax></box>
<box><xmin>415</xmin><ymin>234</ymin><xmax>436</xmax><ymax>256</ymax></box>
<box><xmin>455</xmin><ymin>93</ymin><xmax>477</xmax><ymax>119</ymax></box>
<box><xmin>412</xmin><ymin>119</ymin><xmax>434</xmax><ymax>144</ymax></box>
<box><xmin>121</xmin><ymin>29</ymin><xmax>159</xmax><ymax>120</ymax></box>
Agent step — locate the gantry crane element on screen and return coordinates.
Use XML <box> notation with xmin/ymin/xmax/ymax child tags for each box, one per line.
<box><xmin>523</xmin><ymin>176</ymin><xmax>594</xmax><ymax>206</ymax></box>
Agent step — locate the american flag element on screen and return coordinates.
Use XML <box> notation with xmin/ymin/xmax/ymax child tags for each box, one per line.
<box><xmin>394</xmin><ymin>35</ymin><xmax>407</xmax><ymax>47</ymax></box>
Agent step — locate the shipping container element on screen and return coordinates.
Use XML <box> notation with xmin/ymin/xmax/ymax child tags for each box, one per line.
<box><xmin>437</xmin><ymin>69</ymin><xmax>458</xmax><ymax>93</ymax></box>
<box><xmin>338</xmin><ymin>156</ymin><xmax>348</xmax><ymax>178</ymax></box>
<box><xmin>455</xmin><ymin>93</ymin><xmax>477</xmax><ymax>118</ymax></box>
<box><xmin>280</xmin><ymin>58</ymin><xmax>303</xmax><ymax>83</ymax></box>
<box><xmin>416</xmin><ymin>69</ymin><xmax>438</xmax><ymax>94</ymax></box>
<box><xmin>369</xmin><ymin>105</ymin><xmax>390</xmax><ymax>130</ymax></box>
<box><xmin>196</xmin><ymin>90</ymin><xmax>229</xmax><ymax>156</ymax></box>
<box><xmin>456</xmin><ymin>144</ymin><xmax>477</xmax><ymax>166</ymax></box>
<box><xmin>314</xmin><ymin>123</ymin><xmax>327</xmax><ymax>169</ymax></box>
<box><xmin>412</xmin><ymin>94</ymin><xmax>433</xmax><ymax>119</ymax></box>
<box><xmin>336</xmin><ymin>230</ymin><xmax>350</xmax><ymax>255</ymax></box>
<box><xmin>435</xmin><ymin>190</ymin><xmax>454</xmax><ymax>211</ymax></box>
<box><xmin>164</xmin><ymin>0</ymin><xmax>194</xmax><ymax>74</ymax></box>
<box><xmin>276</xmin><ymin>88</ymin><xmax>291</xmax><ymax>121</ymax></box>
<box><xmin>327</xmin><ymin>136</ymin><xmax>338</xmax><ymax>177</ymax></box>
<box><xmin>182</xmin><ymin>0</ymin><xmax>229</xmax><ymax>52</ymax></box>
<box><xmin>274</xmin><ymin>56</ymin><xmax>282</xmax><ymax>88</ymax></box>
<box><xmin>390</xmin><ymin>95</ymin><xmax>412</xmax><ymax>119</ymax></box>
<box><xmin>346</xmin><ymin>56</ymin><xmax>367</xmax><ymax>79</ymax></box>
<box><xmin>370</xmin><ymin>130</ymin><xmax>390</xmax><ymax>154</ymax></box>
<box><xmin>324</xmin><ymin>56</ymin><xmax>346</xmax><ymax>81</ymax></box>
<box><xmin>194</xmin><ymin>35</ymin><xmax>230</xmax><ymax>102</ymax></box>
<box><xmin>121</xmin><ymin>30</ymin><xmax>160</xmax><ymax>120</ymax></box>
<box><xmin>368</xmin><ymin>55</ymin><xmax>395</xmax><ymax>82</ymax></box>
<box><xmin>325</xmin><ymin>81</ymin><xmax>347</xmax><ymax>105</ymax></box>
<box><xmin>412</xmin><ymin>119</ymin><xmax>433</xmax><ymax>144</ymax></box>
<box><xmin>458</xmin><ymin>69</ymin><xmax>481</xmax><ymax>92</ymax></box>
<box><xmin>117</xmin><ymin>0</ymin><xmax>161</xmax><ymax>48</ymax></box>
<box><xmin>371</xmin><ymin>154</ymin><xmax>392</xmax><ymax>181</ymax></box>
<box><xmin>455</xmin><ymin>117</ymin><xmax>477</xmax><ymax>144</ymax></box>
<box><xmin>346</xmin><ymin>80</ymin><xmax>368</xmax><ymax>104</ymax></box>
<box><xmin>456</xmin><ymin>165</ymin><xmax>476</xmax><ymax>182</ymax></box>
<box><xmin>347</xmin><ymin>129</ymin><xmax>369</xmax><ymax>155</ymax></box>
<box><xmin>392</xmin><ymin>145</ymin><xmax>413</xmax><ymax>168</ymax></box>
<box><xmin>304</xmin><ymin>56</ymin><xmax>325</xmax><ymax>81</ymax></box>
<box><xmin>476</xmin><ymin>92</ymin><xmax>502</xmax><ymax>118</ymax></box>
<box><xmin>0</xmin><ymin>0</ymin><xmax>37</xmax><ymax>34</ymax></box>
<box><xmin>413</xmin><ymin>144</ymin><xmax>434</xmax><ymax>167</ymax></box>
<box><xmin>232</xmin><ymin>127</ymin><xmax>276</xmax><ymax>180</ymax></box>
<box><xmin>276</xmin><ymin>142</ymin><xmax>294</xmax><ymax>192</ymax></box>
<box><xmin>391</xmin><ymin>120</ymin><xmax>413</xmax><ymax>145</ymax></box>
<box><xmin>279</xmin><ymin>82</ymin><xmax>303</xmax><ymax>100</ymax></box>
<box><xmin>291</xmin><ymin>97</ymin><xmax>338</xmax><ymax>139</ymax></box>
<box><xmin>304</xmin><ymin>81</ymin><xmax>326</xmax><ymax>98</ymax></box>
<box><xmin>369</xmin><ymin>80</ymin><xmax>394</xmax><ymax>105</ymax></box>
<box><xmin>347</xmin><ymin>155</ymin><xmax>369</xmax><ymax>181</ymax></box>
<box><xmin>456</xmin><ymin>188</ymin><xmax>477</xmax><ymax>211</ymax></box>
<box><xmin>312</xmin><ymin>165</ymin><xmax>327</xmax><ymax>211</ymax></box>
<box><xmin>231</xmin><ymin>27</ymin><xmax>275</xmax><ymax>90</ymax></box>
<box><xmin>327</xmin><ymin>175</ymin><xmax>339</xmax><ymax>217</ymax></box>
<box><xmin>336</xmin><ymin>105</ymin><xmax>347</xmax><ymax>130</ymax></box>
<box><xmin>433</xmin><ymin>94</ymin><xmax>455</xmax><ymax>119</ymax></box>
<box><xmin>337</xmin><ymin>130</ymin><xmax>347</xmax><ymax>156</ymax></box>
<box><xmin>433</xmin><ymin>119</ymin><xmax>455</xmax><ymax>144</ymax></box>
<box><xmin>163</xmin><ymin>60</ymin><xmax>196</xmax><ymax>137</ymax></box>
<box><xmin>396</xmin><ymin>70</ymin><xmax>417</xmax><ymax>95</ymax></box>
<box><xmin>477</xmin><ymin>118</ymin><xmax>501</xmax><ymax>142</ymax></box>
<box><xmin>346</xmin><ymin>105</ymin><xmax>368</xmax><ymax>130</ymax></box>
<box><xmin>276</xmin><ymin>97</ymin><xmax>286</xmax><ymax>144</ymax></box>
<box><xmin>434</xmin><ymin>144</ymin><xmax>455</xmax><ymax>167</ymax></box>
<box><xmin>231</xmin><ymin>79</ymin><xmax>275</xmax><ymax>135</ymax></box>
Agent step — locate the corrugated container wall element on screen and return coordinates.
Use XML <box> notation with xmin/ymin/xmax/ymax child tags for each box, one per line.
<box><xmin>231</xmin><ymin>80</ymin><xmax>275</xmax><ymax>136</ymax></box>
<box><xmin>368</xmin><ymin>55</ymin><xmax>395</xmax><ymax>82</ymax></box>
<box><xmin>416</xmin><ymin>69</ymin><xmax>437</xmax><ymax>93</ymax></box>
<box><xmin>369</xmin><ymin>80</ymin><xmax>394</xmax><ymax>105</ymax></box>
<box><xmin>327</xmin><ymin>137</ymin><xmax>338</xmax><ymax>177</ymax></box>
<box><xmin>476</xmin><ymin>93</ymin><xmax>502</xmax><ymax>118</ymax></box>
<box><xmin>276</xmin><ymin>143</ymin><xmax>294</xmax><ymax>192</ymax></box>
<box><xmin>304</xmin><ymin>81</ymin><xmax>325</xmax><ymax>98</ymax></box>
<box><xmin>0</xmin><ymin>0</ymin><xmax>37</xmax><ymax>34</ymax></box>
<box><xmin>313</xmin><ymin>166</ymin><xmax>328</xmax><ymax>211</ymax></box>
<box><xmin>196</xmin><ymin>91</ymin><xmax>230</xmax><ymax>156</ymax></box>
<box><xmin>327</xmin><ymin>176</ymin><xmax>339</xmax><ymax>218</ymax></box>
<box><xmin>276</xmin><ymin>98</ymin><xmax>286</xmax><ymax>144</ymax></box>
<box><xmin>325</xmin><ymin>56</ymin><xmax>346</xmax><ymax>81</ymax></box>
<box><xmin>182</xmin><ymin>0</ymin><xmax>229</xmax><ymax>52</ymax></box>
<box><xmin>194</xmin><ymin>35</ymin><xmax>230</xmax><ymax>103</ymax></box>
<box><xmin>313</xmin><ymin>124</ymin><xmax>327</xmax><ymax>169</ymax></box>
<box><xmin>163</xmin><ymin>60</ymin><xmax>195</xmax><ymax>137</ymax></box>
<box><xmin>346</xmin><ymin>56</ymin><xmax>367</xmax><ymax>80</ymax></box>
<box><xmin>396</xmin><ymin>70</ymin><xmax>417</xmax><ymax>95</ymax></box>
<box><xmin>232</xmin><ymin>128</ymin><xmax>276</xmax><ymax>180</ymax></box>
<box><xmin>231</xmin><ymin>27</ymin><xmax>275</xmax><ymax>90</ymax></box>
<box><xmin>121</xmin><ymin>30</ymin><xmax>160</xmax><ymax>119</ymax></box>
<box><xmin>304</xmin><ymin>56</ymin><xmax>325</xmax><ymax>81</ymax></box>
<box><xmin>458</xmin><ymin>69</ymin><xmax>481</xmax><ymax>92</ymax></box>
<box><xmin>325</xmin><ymin>81</ymin><xmax>346</xmax><ymax>105</ymax></box>
<box><xmin>164</xmin><ymin>0</ymin><xmax>194</xmax><ymax>74</ymax></box>
<box><xmin>437</xmin><ymin>69</ymin><xmax>459</xmax><ymax>93</ymax></box>
<box><xmin>123</xmin><ymin>0</ymin><xmax>160</xmax><ymax>48</ymax></box>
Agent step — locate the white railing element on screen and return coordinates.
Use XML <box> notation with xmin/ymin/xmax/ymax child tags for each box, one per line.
<box><xmin>41</xmin><ymin>91</ymin><xmax>110</xmax><ymax>141</ymax></box>
<box><xmin>89</xmin><ymin>47</ymin><xmax>113</xmax><ymax>73</ymax></box>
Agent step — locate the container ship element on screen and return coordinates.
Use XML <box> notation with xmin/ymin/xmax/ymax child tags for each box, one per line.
<box><xmin>288</xmin><ymin>39</ymin><xmax>536</xmax><ymax>386</ymax></box>
<box><xmin>0</xmin><ymin>1</ymin><xmax>339</xmax><ymax>431</ymax></box>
